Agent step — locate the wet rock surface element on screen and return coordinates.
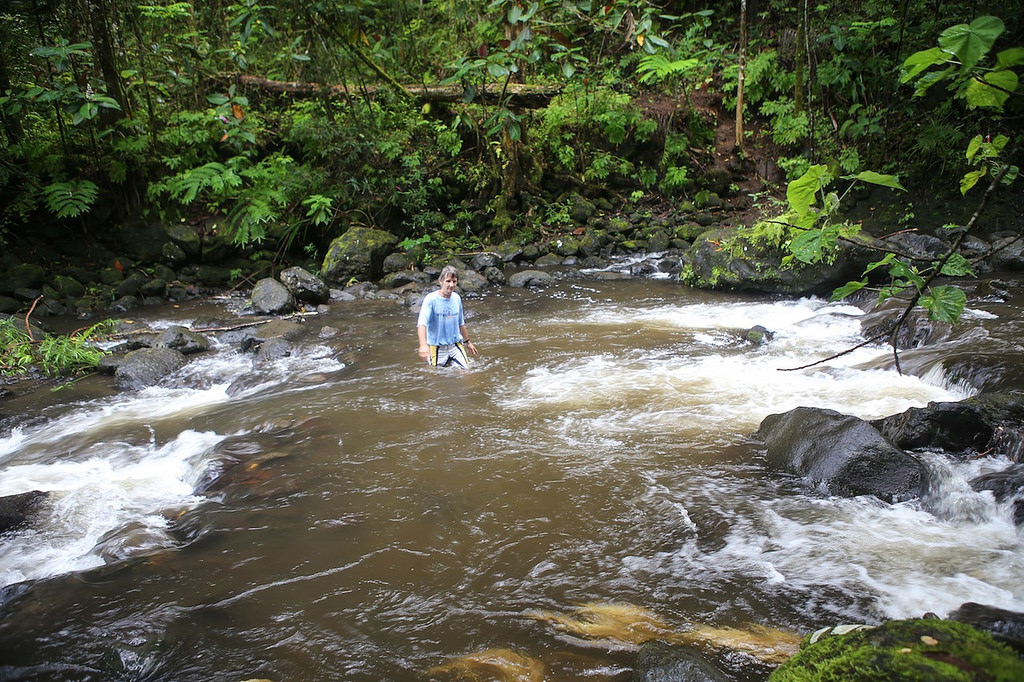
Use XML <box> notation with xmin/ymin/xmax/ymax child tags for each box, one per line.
<box><xmin>758</xmin><ymin>407</ymin><xmax>923</xmax><ymax>501</ymax></box>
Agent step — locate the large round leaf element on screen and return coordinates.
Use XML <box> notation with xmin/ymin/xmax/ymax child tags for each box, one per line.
<box><xmin>938</xmin><ymin>16</ymin><xmax>1004</xmax><ymax>70</ymax></box>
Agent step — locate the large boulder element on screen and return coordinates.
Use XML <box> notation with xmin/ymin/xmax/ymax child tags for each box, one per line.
<box><xmin>494</xmin><ymin>240</ymin><xmax>523</xmax><ymax>263</ymax></box>
<box><xmin>883</xmin><ymin>232</ymin><xmax>949</xmax><ymax>263</ymax></box>
<box><xmin>0</xmin><ymin>491</ymin><xmax>47</xmax><ymax>535</ymax></box>
<box><xmin>116</xmin><ymin>221</ymin><xmax>169</xmax><ymax>264</ymax></box>
<box><xmin>153</xmin><ymin>325</ymin><xmax>210</xmax><ymax>355</ymax></box>
<box><xmin>872</xmin><ymin>401</ymin><xmax>994</xmax><ymax>454</ymax></box>
<box><xmin>165</xmin><ymin>223</ymin><xmax>202</xmax><ymax>259</ymax></box>
<box><xmin>252</xmin><ymin>337</ymin><xmax>292</xmax><ymax>364</ymax></box>
<box><xmin>115</xmin><ymin>347</ymin><xmax>187</xmax><ymax>390</ymax></box>
<box><xmin>470</xmin><ymin>252</ymin><xmax>500</xmax><ymax>270</ymax></box>
<box><xmin>52</xmin><ymin>274</ymin><xmax>86</xmax><ymax>299</ymax></box>
<box><xmin>990</xmin><ymin>235</ymin><xmax>1024</xmax><ymax>270</ymax></box>
<box><xmin>457</xmin><ymin>269</ymin><xmax>489</xmax><ymax>293</ymax></box>
<box><xmin>0</xmin><ymin>314</ymin><xmax>46</xmax><ymax>342</ymax></box>
<box><xmin>684</xmin><ymin>228</ymin><xmax>867</xmax><ymax>296</ymax></box>
<box><xmin>279</xmin><ymin>266</ymin><xmax>329</xmax><ymax>304</ymax></box>
<box><xmin>758</xmin><ymin>407</ymin><xmax>923</xmax><ymax>500</ymax></box>
<box><xmin>251</xmin><ymin>277</ymin><xmax>295</xmax><ymax>315</ymax></box>
<box><xmin>321</xmin><ymin>227</ymin><xmax>398</xmax><ymax>285</ymax></box>
<box><xmin>0</xmin><ymin>263</ymin><xmax>46</xmax><ymax>295</ymax></box>
<box><xmin>769</xmin><ymin>618</ymin><xmax>1024</xmax><ymax>681</ymax></box>
<box><xmin>508</xmin><ymin>270</ymin><xmax>555</xmax><ymax>288</ymax></box>
<box><xmin>874</xmin><ymin>393</ymin><xmax>1024</xmax><ymax>460</ymax></box>
<box><xmin>220</xmin><ymin>319</ymin><xmax>307</xmax><ymax>348</ymax></box>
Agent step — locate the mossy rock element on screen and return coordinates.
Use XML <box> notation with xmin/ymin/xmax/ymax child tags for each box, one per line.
<box><xmin>769</xmin><ymin>619</ymin><xmax>1024</xmax><ymax>681</ymax></box>
<box><xmin>321</xmin><ymin>226</ymin><xmax>399</xmax><ymax>285</ymax></box>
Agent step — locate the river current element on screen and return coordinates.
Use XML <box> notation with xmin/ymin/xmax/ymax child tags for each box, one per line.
<box><xmin>0</xmin><ymin>275</ymin><xmax>1021</xmax><ymax>680</ymax></box>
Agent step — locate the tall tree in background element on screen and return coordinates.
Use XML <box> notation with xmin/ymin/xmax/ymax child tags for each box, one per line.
<box><xmin>86</xmin><ymin>0</ymin><xmax>129</xmax><ymax>122</ymax></box>
<box><xmin>794</xmin><ymin>0</ymin><xmax>806</xmax><ymax>114</ymax></box>
<box><xmin>735</xmin><ymin>0</ymin><xmax>747</xmax><ymax>149</ymax></box>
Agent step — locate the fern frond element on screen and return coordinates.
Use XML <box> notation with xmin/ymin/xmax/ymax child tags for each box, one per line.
<box><xmin>165</xmin><ymin>162</ymin><xmax>242</xmax><ymax>203</ymax></box>
<box><xmin>43</xmin><ymin>180</ymin><xmax>99</xmax><ymax>218</ymax></box>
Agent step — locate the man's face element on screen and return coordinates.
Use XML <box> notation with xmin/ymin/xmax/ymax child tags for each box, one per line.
<box><xmin>440</xmin><ymin>274</ymin><xmax>458</xmax><ymax>297</ymax></box>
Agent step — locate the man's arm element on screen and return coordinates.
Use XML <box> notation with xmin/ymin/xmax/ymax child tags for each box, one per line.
<box><xmin>417</xmin><ymin>324</ymin><xmax>430</xmax><ymax>360</ymax></box>
<box><xmin>459</xmin><ymin>324</ymin><xmax>478</xmax><ymax>356</ymax></box>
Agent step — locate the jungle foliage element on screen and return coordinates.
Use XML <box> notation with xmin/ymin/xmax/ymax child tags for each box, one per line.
<box><xmin>725</xmin><ymin>13</ymin><xmax>1022</xmax><ymax>369</ymax></box>
<box><xmin>0</xmin><ymin>0</ymin><xmax>1021</xmax><ymax>263</ymax></box>
<box><xmin>0</xmin><ymin>316</ymin><xmax>113</xmax><ymax>376</ymax></box>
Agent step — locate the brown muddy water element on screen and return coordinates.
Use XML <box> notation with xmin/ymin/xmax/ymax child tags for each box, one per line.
<box><xmin>0</xmin><ymin>275</ymin><xmax>1022</xmax><ymax>681</ymax></box>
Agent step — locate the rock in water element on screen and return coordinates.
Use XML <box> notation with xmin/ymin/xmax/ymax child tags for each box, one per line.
<box><xmin>769</xmin><ymin>618</ymin><xmax>1024</xmax><ymax>681</ymax></box>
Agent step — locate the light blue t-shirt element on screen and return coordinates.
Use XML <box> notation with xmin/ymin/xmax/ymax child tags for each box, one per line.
<box><xmin>417</xmin><ymin>290</ymin><xmax>465</xmax><ymax>345</ymax></box>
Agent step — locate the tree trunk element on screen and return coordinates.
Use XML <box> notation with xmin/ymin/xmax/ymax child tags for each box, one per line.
<box><xmin>794</xmin><ymin>0</ymin><xmax>805</xmax><ymax>113</ymax></box>
<box><xmin>735</xmin><ymin>0</ymin><xmax>747</xmax><ymax>150</ymax></box>
<box><xmin>0</xmin><ymin>27</ymin><xmax>24</xmax><ymax>145</ymax></box>
<box><xmin>87</xmin><ymin>0</ymin><xmax>129</xmax><ymax>120</ymax></box>
<box><xmin>218</xmin><ymin>74</ymin><xmax>561</xmax><ymax>107</ymax></box>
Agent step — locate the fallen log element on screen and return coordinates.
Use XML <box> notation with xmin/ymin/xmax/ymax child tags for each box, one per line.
<box><xmin>217</xmin><ymin>74</ymin><xmax>562</xmax><ymax>108</ymax></box>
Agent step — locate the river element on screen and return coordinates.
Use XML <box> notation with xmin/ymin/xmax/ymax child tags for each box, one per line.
<box><xmin>0</xmin><ymin>274</ymin><xmax>1021</xmax><ymax>681</ymax></box>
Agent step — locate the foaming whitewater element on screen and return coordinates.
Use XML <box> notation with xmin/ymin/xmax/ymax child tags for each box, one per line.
<box><xmin>502</xmin><ymin>294</ymin><xmax>1021</xmax><ymax>621</ymax></box>
<box><xmin>0</xmin><ymin>429</ymin><xmax>223</xmax><ymax>586</ymax></box>
<box><xmin>0</xmin><ymin>343</ymin><xmax>346</xmax><ymax>589</ymax></box>
<box><xmin>683</xmin><ymin>451</ymin><xmax>1024</xmax><ymax>621</ymax></box>
<box><xmin>502</xmin><ymin>297</ymin><xmax>967</xmax><ymax>437</ymax></box>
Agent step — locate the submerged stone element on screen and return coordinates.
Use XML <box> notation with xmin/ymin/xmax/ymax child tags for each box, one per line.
<box><xmin>633</xmin><ymin>640</ymin><xmax>730</xmax><ymax>681</ymax></box>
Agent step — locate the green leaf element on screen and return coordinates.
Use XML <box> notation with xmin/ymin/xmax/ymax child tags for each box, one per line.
<box><xmin>938</xmin><ymin>253</ymin><xmax>975</xmax><ymax>277</ymax></box>
<box><xmin>830</xmin><ymin>280</ymin><xmax>867</xmax><ymax>302</ymax></box>
<box><xmin>938</xmin><ymin>16</ymin><xmax>1004</xmax><ymax>70</ymax></box>
<box><xmin>960</xmin><ymin>169</ymin><xmax>986</xmax><ymax>195</ymax></box>
<box><xmin>92</xmin><ymin>95</ymin><xmax>122</xmax><ymax>109</ymax></box>
<box><xmin>864</xmin><ymin>253</ymin><xmax>897</xmax><ymax>272</ymax></box>
<box><xmin>966</xmin><ymin>135</ymin><xmax>984</xmax><ymax>160</ymax></box>
<box><xmin>995</xmin><ymin>47</ymin><xmax>1024</xmax><ymax>69</ymax></box>
<box><xmin>901</xmin><ymin>47</ymin><xmax>947</xmax><ymax>82</ymax></box>
<box><xmin>789</xmin><ymin>229</ymin><xmax>826</xmax><ymax>264</ymax></box>
<box><xmin>876</xmin><ymin>286</ymin><xmax>901</xmax><ymax>305</ymax></box>
<box><xmin>913</xmin><ymin>66</ymin><xmax>955</xmax><ymax>96</ymax></box>
<box><xmin>789</xmin><ymin>225</ymin><xmax>841</xmax><ymax>264</ymax></box>
<box><xmin>965</xmin><ymin>69</ymin><xmax>1017</xmax><ymax>110</ymax></box>
<box><xmin>920</xmin><ymin>285</ymin><xmax>966</xmax><ymax>323</ymax></box>
<box><xmin>888</xmin><ymin>259</ymin><xmax>925</xmax><ymax>290</ymax></box>
<box><xmin>786</xmin><ymin>165</ymin><xmax>831</xmax><ymax>217</ymax></box>
<box><xmin>43</xmin><ymin>180</ymin><xmax>99</xmax><ymax>218</ymax></box>
<box><xmin>846</xmin><ymin>170</ymin><xmax>906</xmax><ymax>191</ymax></box>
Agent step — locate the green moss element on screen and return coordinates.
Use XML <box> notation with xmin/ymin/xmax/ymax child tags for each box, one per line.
<box><xmin>607</xmin><ymin>218</ymin><xmax>631</xmax><ymax>233</ymax></box>
<box><xmin>770</xmin><ymin>619</ymin><xmax>1024</xmax><ymax>682</ymax></box>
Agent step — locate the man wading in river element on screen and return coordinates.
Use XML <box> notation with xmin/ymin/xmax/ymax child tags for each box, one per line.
<box><xmin>417</xmin><ymin>265</ymin><xmax>479</xmax><ymax>368</ymax></box>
